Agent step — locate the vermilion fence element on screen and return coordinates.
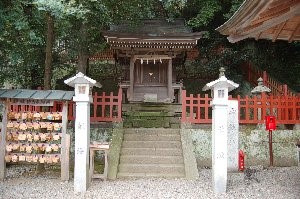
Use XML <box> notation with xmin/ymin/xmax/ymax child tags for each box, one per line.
<box><xmin>181</xmin><ymin>90</ymin><xmax>300</xmax><ymax>124</ymax></box>
<box><xmin>242</xmin><ymin>62</ymin><xmax>296</xmax><ymax>96</ymax></box>
<box><xmin>10</xmin><ymin>88</ymin><xmax>122</xmax><ymax>122</ymax></box>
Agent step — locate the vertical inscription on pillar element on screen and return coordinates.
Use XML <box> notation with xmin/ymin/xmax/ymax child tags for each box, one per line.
<box><xmin>76</xmin><ymin>147</ymin><xmax>84</xmax><ymax>155</ymax></box>
<box><xmin>227</xmin><ymin>101</ymin><xmax>239</xmax><ymax>171</ymax></box>
<box><xmin>77</xmin><ymin>122</ymin><xmax>86</xmax><ymax>130</ymax></box>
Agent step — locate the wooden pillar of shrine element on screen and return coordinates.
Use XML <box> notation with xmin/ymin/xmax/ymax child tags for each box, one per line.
<box><xmin>129</xmin><ymin>56</ymin><xmax>135</xmax><ymax>101</ymax></box>
<box><xmin>168</xmin><ymin>59</ymin><xmax>173</xmax><ymax>100</ymax></box>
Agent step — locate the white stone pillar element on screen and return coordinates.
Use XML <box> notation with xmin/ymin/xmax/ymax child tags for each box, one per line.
<box><xmin>212</xmin><ymin>102</ymin><xmax>228</xmax><ymax>193</ymax></box>
<box><xmin>227</xmin><ymin>100</ymin><xmax>239</xmax><ymax>172</ymax></box>
<box><xmin>73</xmin><ymin>100</ymin><xmax>91</xmax><ymax>192</ymax></box>
<box><xmin>202</xmin><ymin>67</ymin><xmax>239</xmax><ymax>194</ymax></box>
<box><xmin>64</xmin><ymin>72</ymin><xmax>101</xmax><ymax>193</ymax></box>
<box><xmin>168</xmin><ymin>59</ymin><xmax>172</xmax><ymax>100</ymax></box>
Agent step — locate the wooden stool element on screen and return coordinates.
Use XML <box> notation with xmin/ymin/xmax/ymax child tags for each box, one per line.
<box><xmin>89</xmin><ymin>142</ymin><xmax>109</xmax><ymax>181</ymax></box>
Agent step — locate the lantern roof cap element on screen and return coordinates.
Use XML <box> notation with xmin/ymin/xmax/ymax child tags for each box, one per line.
<box><xmin>202</xmin><ymin>67</ymin><xmax>239</xmax><ymax>92</ymax></box>
<box><xmin>64</xmin><ymin>72</ymin><xmax>102</xmax><ymax>88</ymax></box>
<box><xmin>251</xmin><ymin>77</ymin><xmax>271</xmax><ymax>94</ymax></box>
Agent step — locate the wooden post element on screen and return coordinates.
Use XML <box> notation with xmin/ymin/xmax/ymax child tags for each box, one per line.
<box><xmin>168</xmin><ymin>59</ymin><xmax>173</xmax><ymax>100</ymax></box>
<box><xmin>0</xmin><ymin>100</ymin><xmax>9</xmax><ymax>180</ymax></box>
<box><xmin>117</xmin><ymin>88</ymin><xmax>122</xmax><ymax>121</ymax></box>
<box><xmin>61</xmin><ymin>101</ymin><xmax>70</xmax><ymax>181</ymax></box>
<box><xmin>181</xmin><ymin>90</ymin><xmax>186</xmax><ymax>122</ymax></box>
<box><xmin>283</xmin><ymin>84</ymin><xmax>288</xmax><ymax>96</ymax></box>
<box><xmin>263</xmin><ymin>71</ymin><xmax>268</xmax><ymax>87</ymax></box>
<box><xmin>269</xmin><ymin>130</ymin><xmax>273</xmax><ymax>167</ymax></box>
<box><xmin>129</xmin><ymin>56</ymin><xmax>135</xmax><ymax>101</ymax></box>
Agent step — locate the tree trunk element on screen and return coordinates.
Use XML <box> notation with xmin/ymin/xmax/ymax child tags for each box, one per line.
<box><xmin>39</xmin><ymin>13</ymin><xmax>54</xmax><ymax>172</ymax></box>
<box><xmin>44</xmin><ymin>13</ymin><xmax>54</xmax><ymax>90</ymax></box>
<box><xmin>77</xmin><ymin>22</ymin><xmax>89</xmax><ymax>74</ymax></box>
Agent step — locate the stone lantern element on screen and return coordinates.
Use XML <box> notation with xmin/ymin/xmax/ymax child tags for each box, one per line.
<box><xmin>64</xmin><ymin>72</ymin><xmax>101</xmax><ymax>193</ymax></box>
<box><xmin>202</xmin><ymin>67</ymin><xmax>239</xmax><ymax>193</ymax></box>
<box><xmin>251</xmin><ymin>77</ymin><xmax>271</xmax><ymax>121</ymax></box>
<box><xmin>251</xmin><ymin>77</ymin><xmax>273</xmax><ymax>166</ymax></box>
<box><xmin>251</xmin><ymin>77</ymin><xmax>271</xmax><ymax>95</ymax></box>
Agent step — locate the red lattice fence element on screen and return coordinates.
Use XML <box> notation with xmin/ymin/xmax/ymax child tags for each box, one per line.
<box><xmin>242</xmin><ymin>62</ymin><xmax>296</xmax><ymax>96</ymax></box>
<box><xmin>10</xmin><ymin>88</ymin><xmax>122</xmax><ymax>122</ymax></box>
<box><xmin>182</xmin><ymin>90</ymin><xmax>300</xmax><ymax>124</ymax></box>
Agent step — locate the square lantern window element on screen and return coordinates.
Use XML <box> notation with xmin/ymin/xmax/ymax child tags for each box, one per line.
<box><xmin>79</xmin><ymin>86</ymin><xmax>86</xmax><ymax>94</ymax></box>
<box><xmin>218</xmin><ymin>90</ymin><xmax>225</xmax><ymax>98</ymax></box>
<box><xmin>75</xmin><ymin>84</ymin><xmax>89</xmax><ymax>95</ymax></box>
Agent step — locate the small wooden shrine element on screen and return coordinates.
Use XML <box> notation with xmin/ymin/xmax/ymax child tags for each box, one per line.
<box><xmin>216</xmin><ymin>0</ymin><xmax>300</xmax><ymax>43</ymax></box>
<box><xmin>103</xmin><ymin>19</ymin><xmax>204</xmax><ymax>103</ymax></box>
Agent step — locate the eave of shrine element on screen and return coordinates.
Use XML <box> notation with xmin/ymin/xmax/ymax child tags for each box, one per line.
<box><xmin>216</xmin><ymin>0</ymin><xmax>300</xmax><ymax>43</ymax></box>
<box><xmin>103</xmin><ymin>19</ymin><xmax>205</xmax><ymax>51</ymax></box>
<box><xmin>103</xmin><ymin>33</ymin><xmax>204</xmax><ymax>51</ymax></box>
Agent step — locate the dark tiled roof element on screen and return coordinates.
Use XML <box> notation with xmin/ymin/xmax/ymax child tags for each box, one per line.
<box><xmin>0</xmin><ymin>89</ymin><xmax>74</xmax><ymax>101</ymax></box>
<box><xmin>108</xmin><ymin>19</ymin><xmax>191</xmax><ymax>36</ymax></box>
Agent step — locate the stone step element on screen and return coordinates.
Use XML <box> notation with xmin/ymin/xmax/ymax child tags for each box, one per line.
<box><xmin>123</xmin><ymin>104</ymin><xmax>182</xmax><ymax>113</ymax></box>
<box><xmin>117</xmin><ymin>172</ymin><xmax>185</xmax><ymax>178</ymax></box>
<box><xmin>122</xmin><ymin>141</ymin><xmax>182</xmax><ymax>148</ymax></box>
<box><xmin>120</xmin><ymin>155</ymin><xmax>184</xmax><ymax>164</ymax></box>
<box><xmin>123</xmin><ymin>133</ymin><xmax>181</xmax><ymax>141</ymax></box>
<box><xmin>124</xmin><ymin>128</ymin><xmax>180</xmax><ymax>135</ymax></box>
<box><xmin>131</xmin><ymin>119</ymin><xmax>170</xmax><ymax>128</ymax></box>
<box><xmin>124</xmin><ymin>111</ymin><xmax>171</xmax><ymax>117</ymax></box>
<box><xmin>121</xmin><ymin>147</ymin><xmax>183</xmax><ymax>156</ymax></box>
<box><xmin>118</xmin><ymin>163</ymin><xmax>185</xmax><ymax>174</ymax></box>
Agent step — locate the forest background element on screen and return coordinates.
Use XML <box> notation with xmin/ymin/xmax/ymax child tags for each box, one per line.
<box><xmin>1</xmin><ymin>0</ymin><xmax>299</xmax><ymax>94</ymax></box>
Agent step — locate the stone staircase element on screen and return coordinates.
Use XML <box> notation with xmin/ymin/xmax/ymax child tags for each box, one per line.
<box><xmin>117</xmin><ymin>128</ymin><xmax>185</xmax><ymax>178</ymax></box>
<box><xmin>122</xmin><ymin>103</ymin><xmax>181</xmax><ymax>128</ymax></box>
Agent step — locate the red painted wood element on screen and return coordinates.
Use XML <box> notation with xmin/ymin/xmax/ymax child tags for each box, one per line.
<box><xmin>242</xmin><ymin>62</ymin><xmax>297</xmax><ymax>96</ymax></box>
<box><xmin>9</xmin><ymin>89</ymin><xmax>123</xmax><ymax>122</ymax></box>
<box><xmin>181</xmin><ymin>90</ymin><xmax>300</xmax><ymax>124</ymax></box>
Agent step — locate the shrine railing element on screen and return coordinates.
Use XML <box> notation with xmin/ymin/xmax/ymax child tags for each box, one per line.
<box><xmin>242</xmin><ymin>62</ymin><xmax>297</xmax><ymax>96</ymax></box>
<box><xmin>181</xmin><ymin>90</ymin><xmax>300</xmax><ymax>124</ymax></box>
<box><xmin>10</xmin><ymin>88</ymin><xmax>123</xmax><ymax>122</ymax></box>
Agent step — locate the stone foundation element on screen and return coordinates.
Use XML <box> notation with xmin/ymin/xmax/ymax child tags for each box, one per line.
<box><xmin>182</xmin><ymin>124</ymin><xmax>300</xmax><ymax>168</ymax></box>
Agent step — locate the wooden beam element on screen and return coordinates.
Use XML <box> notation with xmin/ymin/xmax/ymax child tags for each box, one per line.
<box><xmin>272</xmin><ymin>21</ymin><xmax>287</xmax><ymax>42</ymax></box>
<box><xmin>232</xmin><ymin>0</ymin><xmax>272</xmax><ymax>32</ymax></box>
<box><xmin>129</xmin><ymin>56</ymin><xmax>134</xmax><ymax>101</ymax></box>
<box><xmin>255</xmin><ymin>32</ymin><xmax>263</xmax><ymax>40</ymax></box>
<box><xmin>250</xmin><ymin>0</ymin><xmax>300</xmax><ymax>27</ymax></box>
<box><xmin>259</xmin><ymin>0</ymin><xmax>298</xmax><ymax>18</ymax></box>
<box><xmin>228</xmin><ymin>3</ymin><xmax>300</xmax><ymax>43</ymax></box>
<box><xmin>0</xmin><ymin>100</ymin><xmax>9</xmax><ymax>180</ymax></box>
<box><xmin>133</xmin><ymin>55</ymin><xmax>172</xmax><ymax>60</ymax></box>
<box><xmin>110</xmin><ymin>47</ymin><xmax>194</xmax><ymax>52</ymax></box>
<box><xmin>168</xmin><ymin>59</ymin><xmax>173</xmax><ymax>100</ymax></box>
<box><xmin>288</xmin><ymin>22</ymin><xmax>300</xmax><ymax>42</ymax></box>
<box><xmin>61</xmin><ymin>101</ymin><xmax>70</xmax><ymax>181</ymax></box>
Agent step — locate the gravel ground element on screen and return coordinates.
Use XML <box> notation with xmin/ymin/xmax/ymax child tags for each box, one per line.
<box><xmin>0</xmin><ymin>165</ymin><xmax>299</xmax><ymax>199</ymax></box>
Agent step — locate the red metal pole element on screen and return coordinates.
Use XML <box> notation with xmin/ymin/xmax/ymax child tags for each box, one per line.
<box><xmin>269</xmin><ymin>130</ymin><xmax>273</xmax><ymax>167</ymax></box>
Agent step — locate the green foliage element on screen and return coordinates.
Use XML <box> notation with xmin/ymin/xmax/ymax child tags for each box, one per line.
<box><xmin>223</xmin><ymin>0</ymin><xmax>244</xmax><ymax>19</ymax></box>
<box><xmin>0</xmin><ymin>0</ymin><xmax>45</xmax><ymax>88</ymax></box>
<box><xmin>250</xmin><ymin>41</ymin><xmax>300</xmax><ymax>91</ymax></box>
<box><xmin>33</xmin><ymin>0</ymin><xmax>88</xmax><ymax>19</ymax></box>
<box><xmin>0</xmin><ymin>0</ymin><xmax>299</xmax><ymax>93</ymax></box>
<box><xmin>186</xmin><ymin>0</ymin><xmax>221</xmax><ymax>28</ymax></box>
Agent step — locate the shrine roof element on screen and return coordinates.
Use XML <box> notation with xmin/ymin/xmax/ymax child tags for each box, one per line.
<box><xmin>103</xmin><ymin>19</ymin><xmax>205</xmax><ymax>50</ymax></box>
<box><xmin>0</xmin><ymin>89</ymin><xmax>74</xmax><ymax>101</ymax></box>
<box><xmin>105</xmin><ymin>19</ymin><xmax>192</xmax><ymax>36</ymax></box>
<box><xmin>216</xmin><ymin>0</ymin><xmax>300</xmax><ymax>43</ymax></box>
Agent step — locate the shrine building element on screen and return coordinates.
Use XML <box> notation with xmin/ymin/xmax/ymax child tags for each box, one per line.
<box><xmin>102</xmin><ymin>19</ymin><xmax>204</xmax><ymax>103</ymax></box>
